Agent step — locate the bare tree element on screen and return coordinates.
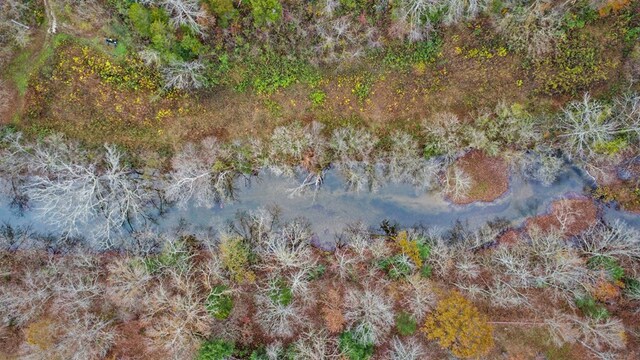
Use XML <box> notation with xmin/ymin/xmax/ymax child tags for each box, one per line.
<box><xmin>0</xmin><ymin>0</ymin><xmax>32</xmax><ymax>52</ymax></box>
<box><xmin>0</xmin><ymin>260</ymin><xmax>53</xmax><ymax>327</ymax></box>
<box><xmin>443</xmin><ymin>165</ymin><xmax>472</xmax><ymax>201</ymax></box>
<box><xmin>265</xmin><ymin>342</ymin><xmax>286</xmax><ymax>359</ymax></box>
<box><xmin>144</xmin><ymin>265</ymin><xmax>213</xmax><ymax>359</ymax></box>
<box><xmin>486</xmin><ymin>278</ymin><xmax>530</xmax><ymax>308</ymax></box>
<box><xmin>139</xmin><ymin>0</ymin><xmax>206</xmax><ymax>33</ymax></box>
<box><xmin>575</xmin><ymin>317</ymin><xmax>627</xmax><ymax>353</ymax></box>
<box><xmin>50</xmin><ymin>315</ymin><xmax>115</xmax><ymax>360</ymax></box>
<box><xmin>139</xmin><ymin>49</ymin><xmax>162</xmax><ymax>67</ymax></box>
<box><xmin>16</xmin><ymin>136</ymin><xmax>149</xmax><ymax>244</ymax></box>
<box><xmin>578</xmin><ymin>220</ymin><xmax>640</xmax><ymax>262</ymax></box>
<box><xmin>546</xmin><ymin>313</ymin><xmax>627</xmax><ymax>357</ymax></box>
<box><xmin>428</xmin><ymin>233</ymin><xmax>455</xmax><ymax>278</ymax></box>
<box><xmin>0</xmin><ymin>80</ymin><xmax>9</xmax><ymax>114</ymax></box>
<box><xmin>48</xmin><ymin>254</ymin><xmax>105</xmax><ymax>316</ymax></box>
<box><xmin>523</xmin><ymin>149</ymin><xmax>565</xmax><ymax>186</ymax></box>
<box><xmin>338</xmin><ymin>222</ymin><xmax>374</xmax><ymax>260</ymax></box>
<box><xmin>454</xmin><ymin>251</ymin><xmax>481</xmax><ymax>279</ymax></box>
<box><xmin>286</xmin><ymin>171</ymin><xmax>325</xmax><ymax>199</ymax></box>
<box><xmin>255</xmin><ymin>284</ymin><xmax>307</xmax><ymax>338</ymax></box>
<box><xmin>400</xmin><ymin>275</ymin><xmax>437</xmax><ymax>321</ymax></box>
<box><xmin>162</xmin><ymin>60</ymin><xmax>206</xmax><ymax>90</ymax></box>
<box><xmin>230</xmin><ymin>207</ymin><xmax>278</xmax><ymax>246</ymax></box>
<box><xmin>293</xmin><ymin>329</ymin><xmax>341</xmax><ymax>359</ymax></box>
<box><xmin>288</xmin><ymin>267</ymin><xmax>314</xmax><ymax>303</ymax></box>
<box><xmin>258</xmin><ymin>219</ymin><xmax>315</xmax><ymax>270</ymax></box>
<box><xmin>268</xmin><ymin>122</ymin><xmax>329</xmax><ymax>195</ymax></box>
<box><xmin>553</xmin><ymin>200</ymin><xmax>584</xmax><ymax>234</ymax></box>
<box><xmin>330</xmin><ymin>127</ymin><xmax>377</xmax><ymax>163</ymax></box>
<box><xmin>330</xmin><ymin>127</ymin><xmax>379</xmax><ymax>192</ymax></box>
<box><xmin>442</xmin><ymin>0</ymin><xmax>485</xmax><ymax>25</ymax></box>
<box><xmin>400</xmin><ymin>0</ymin><xmax>440</xmax><ymax>27</ymax></box>
<box><xmin>269</xmin><ymin>122</ymin><xmax>328</xmax><ymax>176</ymax></box>
<box><xmin>384</xmin><ymin>131</ymin><xmax>441</xmax><ymax>189</ymax></box>
<box><xmin>491</xmin><ymin>245</ymin><xmax>533</xmax><ymax>288</ymax></box>
<box><xmin>334</xmin><ymin>249</ymin><xmax>358</xmax><ymax>280</ymax></box>
<box><xmin>166</xmin><ymin>137</ymin><xmax>237</xmax><ymax>208</ymax></box>
<box><xmin>0</xmin><ymin>132</ymin><xmax>30</xmax><ymax>213</ymax></box>
<box><xmin>399</xmin><ymin>0</ymin><xmax>484</xmax><ymax>30</ymax></box>
<box><xmin>559</xmin><ymin>93</ymin><xmax>616</xmax><ymax>159</ymax></box>
<box><xmin>496</xmin><ymin>2</ymin><xmax>564</xmax><ymax>58</ymax></box>
<box><xmin>613</xmin><ymin>93</ymin><xmax>640</xmax><ymax>142</ymax></box>
<box><xmin>488</xmin><ymin>227</ymin><xmax>594</xmax><ymax>303</ymax></box>
<box><xmin>545</xmin><ymin>312</ymin><xmax>580</xmax><ymax>347</ymax></box>
<box><xmin>388</xmin><ymin>337</ymin><xmax>426</xmax><ymax>360</ymax></box>
<box><xmin>321</xmin><ymin>0</ymin><xmax>339</xmax><ymax>17</ymax></box>
<box><xmin>106</xmin><ymin>256</ymin><xmax>153</xmax><ymax>314</ymax></box>
<box><xmin>528</xmin><ymin>228</ymin><xmax>593</xmax><ymax>301</ymax></box>
<box><xmin>464</xmin><ymin>124</ymin><xmax>500</xmax><ymax>156</ymax></box>
<box><xmin>423</xmin><ymin>112</ymin><xmax>464</xmax><ymax>163</ymax></box>
<box><xmin>314</xmin><ymin>15</ymin><xmax>380</xmax><ymax>64</ymax></box>
<box><xmin>344</xmin><ymin>287</ymin><xmax>395</xmax><ymax>345</ymax></box>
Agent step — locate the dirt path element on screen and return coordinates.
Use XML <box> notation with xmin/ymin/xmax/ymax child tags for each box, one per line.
<box><xmin>0</xmin><ymin>2</ymin><xmax>51</xmax><ymax>125</ymax></box>
<box><xmin>44</xmin><ymin>0</ymin><xmax>57</xmax><ymax>35</ymax></box>
<box><xmin>0</xmin><ymin>82</ymin><xmax>18</xmax><ymax>125</ymax></box>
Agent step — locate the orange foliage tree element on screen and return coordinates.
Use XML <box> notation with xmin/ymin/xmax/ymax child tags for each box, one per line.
<box><xmin>599</xmin><ymin>0</ymin><xmax>631</xmax><ymax>16</ymax></box>
<box><xmin>322</xmin><ymin>289</ymin><xmax>346</xmax><ymax>333</ymax></box>
<box><xmin>422</xmin><ymin>291</ymin><xmax>494</xmax><ymax>358</ymax></box>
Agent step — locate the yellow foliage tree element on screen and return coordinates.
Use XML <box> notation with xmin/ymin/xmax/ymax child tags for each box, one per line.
<box><xmin>219</xmin><ymin>236</ymin><xmax>255</xmax><ymax>284</ymax></box>
<box><xmin>395</xmin><ymin>231</ymin><xmax>423</xmax><ymax>268</ymax></box>
<box><xmin>422</xmin><ymin>291</ymin><xmax>494</xmax><ymax>358</ymax></box>
<box><xmin>25</xmin><ymin>318</ymin><xmax>56</xmax><ymax>351</ymax></box>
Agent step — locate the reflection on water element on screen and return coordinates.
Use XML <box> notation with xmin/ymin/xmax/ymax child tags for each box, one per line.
<box><xmin>160</xmin><ymin>165</ymin><xmax>638</xmax><ymax>245</ymax></box>
<box><xmin>1</xmin><ymin>165</ymin><xmax>638</xmax><ymax>249</ymax></box>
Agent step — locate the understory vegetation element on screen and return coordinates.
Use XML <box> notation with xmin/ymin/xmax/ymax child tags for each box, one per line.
<box><xmin>1</xmin><ymin>0</ymin><xmax>639</xmax><ymax>141</ymax></box>
<box><xmin>0</xmin><ymin>211</ymin><xmax>639</xmax><ymax>358</ymax></box>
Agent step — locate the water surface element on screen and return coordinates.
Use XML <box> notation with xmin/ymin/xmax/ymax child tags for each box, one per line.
<box><xmin>1</xmin><ymin>165</ymin><xmax>638</xmax><ymax>250</ymax></box>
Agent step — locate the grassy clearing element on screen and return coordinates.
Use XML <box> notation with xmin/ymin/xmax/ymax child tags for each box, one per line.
<box><xmin>19</xmin><ymin>36</ymin><xmax>177</xmax><ymax>149</ymax></box>
<box><xmin>5</xmin><ymin>12</ymin><xmax>633</xmax><ymax>152</ymax></box>
<box><xmin>5</xmin><ymin>33</ymin><xmax>67</xmax><ymax>97</ymax></box>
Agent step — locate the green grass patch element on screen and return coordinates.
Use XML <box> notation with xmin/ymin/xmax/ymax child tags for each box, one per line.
<box><xmin>531</xmin><ymin>31</ymin><xmax>612</xmax><ymax>95</ymax></box>
<box><xmin>9</xmin><ymin>51</ymin><xmax>32</xmax><ymax>95</ymax></box>
<box><xmin>233</xmin><ymin>52</ymin><xmax>320</xmax><ymax>95</ymax></box>
<box><xmin>378</xmin><ymin>255</ymin><xmax>412</xmax><ymax>280</ymax></box>
<box><xmin>623</xmin><ymin>277</ymin><xmax>640</xmax><ymax>300</ymax></box>
<box><xmin>395</xmin><ymin>312</ymin><xmax>417</xmax><ymax>336</ymax></box>
<box><xmin>206</xmin><ymin>285</ymin><xmax>234</xmax><ymax>320</ymax></box>
<box><xmin>269</xmin><ymin>278</ymin><xmax>293</xmax><ymax>306</ymax></box>
<box><xmin>575</xmin><ymin>295</ymin><xmax>610</xmax><ymax>320</ymax></box>
<box><xmin>306</xmin><ymin>264</ymin><xmax>326</xmax><ymax>281</ymax></box>
<box><xmin>6</xmin><ymin>34</ymin><xmax>68</xmax><ymax>96</ymax></box>
<box><xmin>380</xmin><ymin>36</ymin><xmax>442</xmax><ymax>71</ymax></box>
<box><xmin>352</xmin><ymin>75</ymin><xmax>374</xmax><ymax>103</ymax></box>
<box><xmin>588</xmin><ymin>255</ymin><xmax>625</xmax><ymax>281</ymax></box>
<box><xmin>143</xmin><ymin>240</ymin><xmax>191</xmax><ymax>273</ymax></box>
<box><xmin>197</xmin><ymin>338</ymin><xmax>235</xmax><ymax>360</ymax></box>
<box><xmin>339</xmin><ymin>330</ymin><xmax>374</xmax><ymax>360</ymax></box>
<box><xmin>310</xmin><ymin>89</ymin><xmax>327</xmax><ymax>107</ymax></box>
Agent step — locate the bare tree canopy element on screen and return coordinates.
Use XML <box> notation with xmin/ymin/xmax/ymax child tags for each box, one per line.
<box><xmin>3</xmin><ymin>133</ymin><xmax>149</xmax><ymax>244</ymax></box>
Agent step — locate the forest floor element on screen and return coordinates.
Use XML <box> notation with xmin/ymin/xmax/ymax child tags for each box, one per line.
<box><xmin>1</xmin><ymin>13</ymin><xmax>629</xmax><ymax>151</ymax></box>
